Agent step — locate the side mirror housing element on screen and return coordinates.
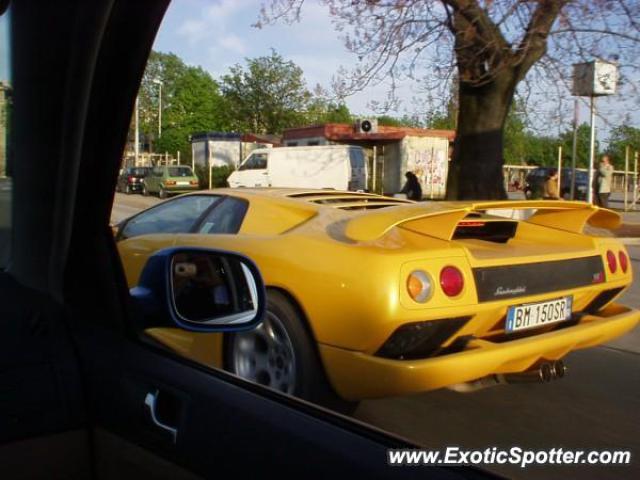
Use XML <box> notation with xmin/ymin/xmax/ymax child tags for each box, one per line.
<box><xmin>130</xmin><ymin>247</ymin><xmax>265</xmax><ymax>332</ymax></box>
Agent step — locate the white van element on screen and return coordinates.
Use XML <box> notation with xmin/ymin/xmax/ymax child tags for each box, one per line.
<box><xmin>227</xmin><ymin>145</ymin><xmax>367</xmax><ymax>191</ymax></box>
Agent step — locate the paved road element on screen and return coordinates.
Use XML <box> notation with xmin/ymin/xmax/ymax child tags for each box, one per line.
<box><xmin>112</xmin><ymin>192</ymin><xmax>640</xmax><ymax>480</ymax></box>
<box><xmin>110</xmin><ymin>193</ymin><xmax>160</xmax><ymax>224</ymax></box>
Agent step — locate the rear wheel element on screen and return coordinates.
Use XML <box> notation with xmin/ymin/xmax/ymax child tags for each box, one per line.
<box><xmin>225</xmin><ymin>290</ymin><xmax>358</xmax><ymax>414</ymax></box>
<box><xmin>159</xmin><ymin>186</ymin><xmax>167</xmax><ymax>199</ymax></box>
<box><xmin>142</xmin><ymin>183</ymin><xmax>149</xmax><ymax>196</ymax></box>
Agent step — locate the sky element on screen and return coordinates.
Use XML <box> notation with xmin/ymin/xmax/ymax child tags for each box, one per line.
<box><xmin>153</xmin><ymin>0</ymin><xmax>637</xmax><ymax>140</ymax></box>
<box><xmin>152</xmin><ymin>0</ymin><xmax>406</xmax><ymax>116</ymax></box>
<box><xmin>0</xmin><ymin>1</ymin><xmax>637</xmax><ymax>141</ymax></box>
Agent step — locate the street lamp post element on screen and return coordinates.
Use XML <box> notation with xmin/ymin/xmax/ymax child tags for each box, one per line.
<box><xmin>152</xmin><ymin>78</ymin><xmax>163</xmax><ymax>140</ymax></box>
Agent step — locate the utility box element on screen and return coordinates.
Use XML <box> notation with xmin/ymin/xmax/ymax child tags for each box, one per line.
<box><xmin>190</xmin><ymin>132</ymin><xmax>276</xmax><ymax>169</ymax></box>
<box><xmin>355</xmin><ymin>118</ymin><xmax>378</xmax><ymax>134</ymax></box>
<box><xmin>572</xmin><ymin>60</ymin><xmax>618</xmax><ymax>96</ymax></box>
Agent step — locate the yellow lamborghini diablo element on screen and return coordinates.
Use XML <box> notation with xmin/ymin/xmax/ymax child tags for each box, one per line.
<box><xmin>115</xmin><ymin>189</ymin><xmax>639</xmax><ymax>409</ymax></box>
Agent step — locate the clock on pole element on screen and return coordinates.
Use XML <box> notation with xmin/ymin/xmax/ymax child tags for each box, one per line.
<box><xmin>572</xmin><ymin>60</ymin><xmax>619</xmax><ymax>204</ymax></box>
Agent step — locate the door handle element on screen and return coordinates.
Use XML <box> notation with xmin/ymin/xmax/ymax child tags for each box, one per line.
<box><xmin>144</xmin><ymin>390</ymin><xmax>178</xmax><ymax>443</ymax></box>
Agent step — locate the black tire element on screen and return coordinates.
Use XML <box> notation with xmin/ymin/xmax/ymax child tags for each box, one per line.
<box><xmin>159</xmin><ymin>187</ymin><xmax>167</xmax><ymax>199</ymax></box>
<box><xmin>142</xmin><ymin>184</ymin><xmax>149</xmax><ymax>196</ymax></box>
<box><xmin>224</xmin><ymin>290</ymin><xmax>358</xmax><ymax>415</ymax></box>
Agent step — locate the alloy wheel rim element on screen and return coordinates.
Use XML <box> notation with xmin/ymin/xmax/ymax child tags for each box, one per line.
<box><xmin>232</xmin><ymin>311</ymin><xmax>296</xmax><ymax>395</ymax></box>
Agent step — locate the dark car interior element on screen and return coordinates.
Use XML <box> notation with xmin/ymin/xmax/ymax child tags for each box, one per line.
<box><xmin>0</xmin><ymin>1</ymin><xmax>494</xmax><ymax>479</ymax></box>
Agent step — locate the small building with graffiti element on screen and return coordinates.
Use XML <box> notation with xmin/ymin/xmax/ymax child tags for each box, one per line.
<box><xmin>282</xmin><ymin>122</ymin><xmax>454</xmax><ymax>198</ymax></box>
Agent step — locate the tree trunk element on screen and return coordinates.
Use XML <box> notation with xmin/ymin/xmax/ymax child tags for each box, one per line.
<box><xmin>446</xmin><ymin>74</ymin><xmax>516</xmax><ymax>200</ymax></box>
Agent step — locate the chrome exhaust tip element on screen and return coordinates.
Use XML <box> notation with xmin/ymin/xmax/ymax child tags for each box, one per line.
<box><xmin>551</xmin><ymin>360</ymin><xmax>566</xmax><ymax>379</ymax></box>
<box><xmin>448</xmin><ymin>360</ymin><xmax>567</xmax><ymax>392</ymax></box>
<box><xmin>502</xmin><ymin>361</ymin><xmax>554</xmax><ymax>384</ymax></box>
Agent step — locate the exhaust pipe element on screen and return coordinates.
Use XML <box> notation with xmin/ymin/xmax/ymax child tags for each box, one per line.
<box><xmin>551</xmin><ymin>359</ymin><xmax>566</xmax><ymax>379</ymax></box>
<box><xmin>501</xmin><ymin>361</ymin><xmax>554</xmax><ymax>384</ymax></box>
<box><xmin>448</xmin><ymin>360</ymin><xmax>567</xmax><ymax>393</ymax></box>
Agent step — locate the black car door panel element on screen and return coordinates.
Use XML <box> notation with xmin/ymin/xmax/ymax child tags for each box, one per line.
<box><xmin>74</xmin><ymin>322</ymin><xmax>480</xmax><ymax>480</ymax></box>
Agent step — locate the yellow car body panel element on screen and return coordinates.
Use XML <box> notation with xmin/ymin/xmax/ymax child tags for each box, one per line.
<box><xmin>116</xmin><ymin>188</ymin><xmax>639</xmax><ymax>400</ymax></box>
<box><xmin>319</xmin><ymin>303</ymin><xmax>638</xmax><ymax>399</ymax></box>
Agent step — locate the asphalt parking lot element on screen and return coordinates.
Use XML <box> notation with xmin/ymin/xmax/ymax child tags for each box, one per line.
<box><xmin>112</xmin><ymin>192</ymin><xmax>640</xmax><ymax>480</ymax></box>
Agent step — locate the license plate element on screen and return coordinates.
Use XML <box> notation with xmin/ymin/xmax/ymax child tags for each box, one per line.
<box><xmin>177</xmin><ymin>181</ymin><xmax>190</xmax><ymax>186</ymax></box>
<box><xmin>506</xmin><ymin>296</ymin><xmax>573</xmax><ymax>333</ymax></box>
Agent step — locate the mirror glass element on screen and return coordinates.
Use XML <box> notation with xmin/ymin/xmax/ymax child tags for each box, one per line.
<box><xmin>171</xmin><ymin>251</ymin><xmax>259</xmax><ymax>326</ymax></box>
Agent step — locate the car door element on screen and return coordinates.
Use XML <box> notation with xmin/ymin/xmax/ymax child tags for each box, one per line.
<box><xmin>238</xmin><ymin>152</ymin><xmax>270</xmax><ymax>187</ymax></box>
<box><xmin>149</xmin><ymin>167</ymin><xmax>161</xmax><ymax>193</ymax></box>
<box><xmin>3</xmin><ymin>2</ymin><xmax>494</xmax><ymax>480</ymax></box>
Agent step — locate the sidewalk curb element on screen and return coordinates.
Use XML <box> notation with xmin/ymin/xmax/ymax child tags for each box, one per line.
<box><xmin>617</xmin><ymin>237</ymin><xmax>640</xmax><ymax>245</ymax></box>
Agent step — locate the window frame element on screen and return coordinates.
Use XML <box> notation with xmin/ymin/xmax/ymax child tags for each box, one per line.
<box><xmin>116</xmin><ymin>193</ymin><xmax>224</xmax><ymax>241</ymax></box>
<box><xmin>193</xmin><ymin>196</ymin><xmax>249</xmax><ymax>235</ymax></box>
<box><xmin>167</xmin><ymin>165</ymin><xmax>194</xmax><ymax>177</ymax></box>
<box><xmin>239</xmin><ymin>152</ymin><xmax>268</xmax><ymax>171</ymax></box>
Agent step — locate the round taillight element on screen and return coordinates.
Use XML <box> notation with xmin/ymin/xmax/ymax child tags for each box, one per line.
<box><xmin>619</xmin><ymin>251</ymin><xmax>629</xmax><ymax>273</ymax></box>
<box><xmin>606</xmin><ymin>250</ymin><xmax>617</xmax><ymax>274</ymax></box>
<box><xmin>440</xmin><ymin>266</ymin><xmax>464</xmax><ymax>297</ymax></box>
<box><xmin>407</xmin><ymin>270</ymin><xmax>433</xmax><ymax>303</ymax></box>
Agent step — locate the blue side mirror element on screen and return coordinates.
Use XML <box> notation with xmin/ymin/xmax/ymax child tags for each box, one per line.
<box><xmin>130</xmin><ymin>247</ymin><xmax>265</xmax><ymax>332</ymax></box>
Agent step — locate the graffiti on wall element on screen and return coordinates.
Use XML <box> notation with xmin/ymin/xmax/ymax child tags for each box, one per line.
<box><xmin>408</xmin><ymin>148</ymin><xmax>447</xmax><ymax>198</ymax></box>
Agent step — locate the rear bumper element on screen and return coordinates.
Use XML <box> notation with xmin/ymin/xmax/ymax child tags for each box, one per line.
<box><xmin>319</xmin><ymin>303</ymin><xmax>639</xmax><ymax>400</ymax></box>
<box><xmin>165</xmin><ymin>186</ymin><xmax>200</xmax><ymax>194</ymax></box>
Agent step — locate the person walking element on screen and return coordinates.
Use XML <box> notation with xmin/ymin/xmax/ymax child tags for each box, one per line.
<box><xmin>400</xmin><ymin>171</ymin><xmax>422</xmax><ymax>201</ymax></box>
<box><xmin>597</xmin><ymin>155</ymin><xmax>613</xmax><ymax>208</ymax></box>
<box><xmin>543</xmin><ymin>169</ymin><xmax>560</xmax><ymax>199</ymax></box>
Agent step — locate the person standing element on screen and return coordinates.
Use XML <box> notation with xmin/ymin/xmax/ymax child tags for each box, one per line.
<box><xmin>597</xmin><ymin>155</ymin><xmax>614</xmax><ymax>208</ymax></box>
<box><xmin>399</xmin><ymin>171</ymin><xmax>423</xmax><ymax>201</ymax></box>
<box><xmin>543</xmin><ymin>169</ymin><xmax>560</xmax><ymax>199</ymax></box>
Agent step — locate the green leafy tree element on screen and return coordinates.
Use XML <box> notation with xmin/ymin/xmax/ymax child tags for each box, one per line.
<box><xmin>425</xmin><ymin>93</ymin><xmax>457</xmax><ymax>130</ymax></box>
<box><xmin>558</xmin><ymin>123</ymin><xmax>598</xmax><ymax>169</ymax></box>
<box><xmin>427</xmin><ymin>113</ymin><xmax>456</xmax><ymax>130</ymax></box>
<box><xmin>377</xmin><ymin>115</ymin><xmax>424</xmax><ymax>128</ymax></box>
<box><xmin>502</xmin><ymin>101</ymin><xmax>528</xmax><ymax>165</ymax></box>
<box><xmin>304</xmin><ymin>87</ymin><xmax>352</xmax><ymax>125</ymax></box>
<box><xmin>322</xmin><ymin>104</ymin><xmax>352</xmax><ymax>124</ymax></box>
<box><xmin>132</xmin><ymin>51</ymin><xmax>227</xmax><ymax>164</ymax></box>
<box><xmin>220</xmin><ymin>50</ymin><xmax>311</xmax><ymax>134</ymax></box>
<box><xmin>155</xmin><ymin>66</ymin><xmax>227</xmax><ymax>161</ymax></box>
<box><xmin>606</xmin><ymin>124</ymin><xmax>640</xmax><ymax>169</ymax></box>
<box><xmin>525</xmin><ymin>135</ymin><xmax>560</xmax><ymax>167</ymax></box>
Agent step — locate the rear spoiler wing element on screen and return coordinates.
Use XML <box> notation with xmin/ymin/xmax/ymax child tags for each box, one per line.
<box><xmin>344</xmin><ymin>201</ymin><xmax>620</xmax><ymax>242</ymax></box>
